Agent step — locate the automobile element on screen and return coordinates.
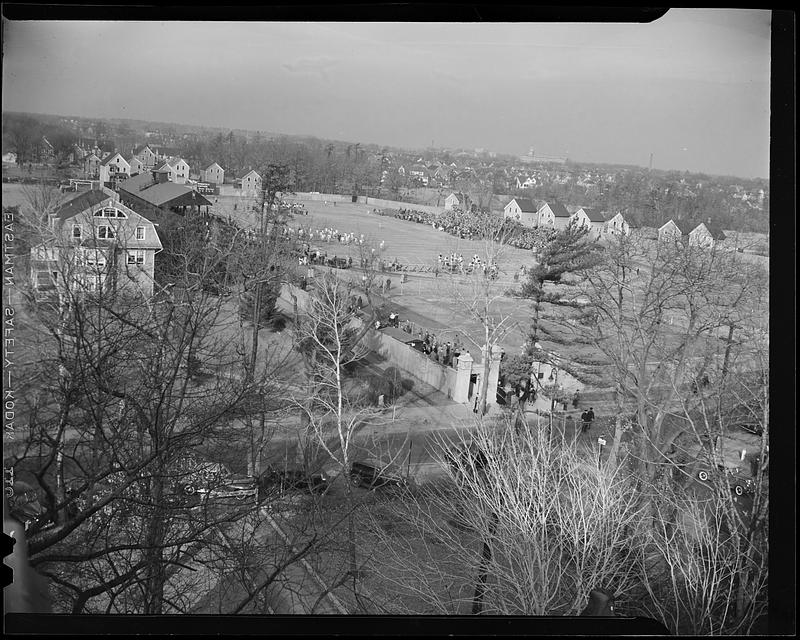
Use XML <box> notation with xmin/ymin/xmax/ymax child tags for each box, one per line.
<box><xmin>175</xmin><ymin>457</ymin><xmax>231</xmax><ymax>496</ymax></box>
<box><xmin>696</xmin><ymin>465</ymin><xmax>756</xmax><ymax>496</ymax></box>
<box><xmin>259</xmin><ymin>466</ymin><xmax>329</xmax><ymax>495</ymax></box>
<box><xmin>443</xmin><ymin>446</ymin><xmax>489</xmax><ymax>479</ymax></box>
<box><xmin>327</xmin><ymin>256</ymin><xmax>350</xmax><ymax>269</ymax></box>
<box><xmin>7</xmin><ymin>480</ymin><xmax>56</xmax><ymax>533</ymax></box>
<box><xmin>348</xmin><ymin>460</ymin><xmax>407</xmax><ymax>490</ymax></box>
<box><xmin>208</xmin><ymin>475</ymin><xmax>259</xmax><ymax>501</ymax></box>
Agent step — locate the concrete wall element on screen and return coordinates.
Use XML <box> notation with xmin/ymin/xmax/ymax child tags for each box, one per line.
<box><xmin>278</xmin><ymin>283</ymin><xmax>473</xmax><ymax>403</ymax></box>
<box><xmin>362</xmin><ymin>329</ymin><xmax>465</xmax><ymax>401</ymax></box>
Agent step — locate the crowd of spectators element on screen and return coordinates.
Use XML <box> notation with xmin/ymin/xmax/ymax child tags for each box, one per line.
<box><xmin>371</xmin><ymin>207</ymin><xmax>557</xmax><ymax>252</ymax></box>
<box><xmin>401</xmin><ymin>326</ymin><xmax>466</xmax><ymax>368</ymax></box>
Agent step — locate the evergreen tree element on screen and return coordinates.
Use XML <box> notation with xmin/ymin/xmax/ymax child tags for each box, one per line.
<box><xmin>520</xmin><ymin>222</ymin><xmax>601</xmax><ymax>349</ymax></box>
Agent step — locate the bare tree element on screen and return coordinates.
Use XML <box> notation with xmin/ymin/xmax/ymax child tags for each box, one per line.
<box><xmin>367</xmin><ymin>414</ymin><xmax>645</xmax><ymax>615</ymax></box>
<box><xmin>7</xmin><ymin>205</ymin><xmax>294</xmax><ymax>613</ymax></box>
<box><xmin>563</xmin><ymin>234</ymin><xmax>767</xmax><ymax>480</ymax></box>
<box><xmin>436</xmin><ymin>225</ymin><xmax>520</xmax><ymax>416</ymax></box>
<box><xmin>288</xmin><ymin>265</ymin><xmax>410</xmax><ymax>608</ymax></box>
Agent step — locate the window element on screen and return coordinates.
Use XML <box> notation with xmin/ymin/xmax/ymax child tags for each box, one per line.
<box><xmin>97</xmin><ymin>226</ymin><xmax>115</xmax><ymax>239</ymax></box>
<box><xmin>85</xmin><ymin>250</ymin><xmax>106</xmax><ymax>268</ymax></box>
<box><xmin>135</xmin><ymin>226</ymin><xmax>146</xmax><ymax>240</ymax></box>
<box><xmin>127</xmin><ymin>250</ymin><xmax>145</xmax><ymax>265</ymax></box>
<box><xmin>100</xmin><ymin>207</ymin><xmax>127</xmax><ymax>219</ymax></box>
<box><xmin>72</xmin><ymin>225</ymin><xmax>82</xmax><ymax>239</ymax></box>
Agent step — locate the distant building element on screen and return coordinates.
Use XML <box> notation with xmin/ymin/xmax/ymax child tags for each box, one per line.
<box><xmin>538</xmin><ymin>201</ymin><xmax>571</xmax><ymax>229</ymax></box>
<box><xmin>117</xmin><ymin>170</ymin><xmax>214</xmax><ymax>220</ymax></box>
<box><xmin>127</xmin><ymin>156</ymin><xmax>145</xmax><ymax>177</ymax></box>
<box><xmin>603</xmin><ymin>212</ymin><xmax>631</xmax><ymax>237</ymax></box>
<box><xmin>201</xmin><ymin>162</ymin><xmax>225</xmax><ymax>185</ymax></box>
<box><xmin>688</xmin><ymin>221</ymin><xmax>727</xmax><ymax>249</ymax></box>
<box><xmin>570</xmin><ymin>207</ymin><xmax>606</xmax><ymax>239</ymax></box>
<box><xmin>240</xmin><ymin>169</ymin><xmax>261</xmax><ymax>194</ymax></box>
<box><xmin>133</xmin><ymin>144</ymin><xmax>158</xmax><ymax>170</ymax></box>
<box><xmin>36</xmin><ymin>137</ymin><xmax>56</xmax><ymax>163</ymax></box>
<box><xmin>2</xmin><ymin>151</ymin><xmax>18</xmax><ymax>164</ymax></box>
<box><xmin>30</xmin><ymin>188</ymin><xmax>163</xmax><ymax>299</ymax></box>
<box><xmin>83</xmin><ymin>153</ymin><xmax>102</xmax><ymax>179</ymax></box>
<box><xmin>99</xmin><ymin>152</ymin><xmax>131</xmax><ymax>186</ymax></box>
<box><xmin>408</xmin><ymin>165</ymin><xmax>429</xmax><ymax>185</ymax></box>
<box><xmin>515</xmin><ymin>175</ymin><xmax>536</xmax><ymax>189</ymax></box>
<box><xmin>658</xmin><ymin>219</ymin><xmax>691</xmax><ymax>243</ymax></box>
<box><xmin>444</xmin><ymin>192</ymin><xmax>465</xmax><ymax>211</ymax></box>
<box><xmin>503</xmin><ymin>197</ymin><xmax>539</xmax><ymax>228</ymax></box>
<box><xmin>156</xmin><ymin>157</ymin><xmax>191</xmax><ymax>184</ymax></box>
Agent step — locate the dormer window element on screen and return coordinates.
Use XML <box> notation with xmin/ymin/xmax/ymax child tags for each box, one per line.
<box><xmin>94</xmin><ymin>207</ymin><xmax>128</xmax><ymax>219</ymax></box>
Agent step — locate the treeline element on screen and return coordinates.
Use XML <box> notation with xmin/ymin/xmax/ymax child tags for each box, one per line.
<box><xmin>177</xmin><ymin>132</ymin><xmax>385</xmax><ymax>194</ymax></box>
<box><xmin>519</xmin><ymin>167</ymin><xmax>769</xmax><ymax>233</ymax></box>
<box><xmin>2</xmin><ymin>113</ymin><xmax>80</xmax><ymax>165</ymax></box>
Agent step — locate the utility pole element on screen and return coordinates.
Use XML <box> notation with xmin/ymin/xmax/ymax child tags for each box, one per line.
<box><xmin>649</xmin><ymin>153</ymin><xmax>653</xmax><ymax>171</ymax></box>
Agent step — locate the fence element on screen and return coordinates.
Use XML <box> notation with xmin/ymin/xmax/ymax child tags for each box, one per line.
<box><xmin>285</xmin><ymin>192</ymin><xmax>444</xmax><ymax>216</ymax></box>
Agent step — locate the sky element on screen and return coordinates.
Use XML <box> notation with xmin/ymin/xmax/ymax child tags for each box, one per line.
<box><xmin>2</xmin><ymin>10</ymin><xmax>772</xmax><ymax>178</ymax></box>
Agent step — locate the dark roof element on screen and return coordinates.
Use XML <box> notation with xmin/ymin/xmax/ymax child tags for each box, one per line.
<box><xmin>119</xmin><ymin>173</ymin><xmax>212</xmax><ymax>208</ymax></box>
<box><xmin>100</xmin><ymin>153</ymin><xmax>126</xmax><ymax>167</ymax></box>
<box><xmin>509</xmin><ymin>197</ymin><xmax>537</xmax><ymax>213</ymax></box>
<box><xmin>133</xmin><ymin>144</ymin><xmax>153</xmax><ymax>156</ymax></box>
<box><xmin>699</xmin><ymin>221</ymin><xmax>727</xmax><ymax>240</ymax></box>
<box><xmin>581</xmin><ymin>208</ymin><xmax>606</xmax><ymax>223</ymax></box>
<box><xmin>204</xmin><ymin>162</ymin><xmax>223</xmax><ymax>171</ymax></box>
<box><xmin>547</xmin><ymin>201</ymin><xmax>570</xmax><ymax>218</ymax></box>
<box><xmin>660</xmin><ymin>219</ymin><xmax>691</xmax><ymax>235</ymax></box>
<box><xmin>54</xmin><ymin>190</ymin><xmax>111</xmax><ymax>221</ymax></box>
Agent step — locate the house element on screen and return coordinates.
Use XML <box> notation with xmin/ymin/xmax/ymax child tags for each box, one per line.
<box><xmin>444</xmin><ymin>192</ymin><xmax>464</xmax><ymax>211</ymax></box>
<box><xmin>538</xmin><ymin>201</ymin><xmax>571</xmax><ymax>229</ymax></box>
<box><xmin>201</xmin><ymin>162</ymin><xmax>225</xmax><ymax>185</ymax></box>
<box><xmin>688</xmin><ymin>221</ymin><xmax>727</xmax><ymax>249</ymax></box>
<box><xmin>515</xmin><ymin>175</ymin><xmax>536</xmax><ymax>189</ymax></box>
<box><xmin>133</xmin><ymin>145</ymin><xmax>159</xmax><ymax>170</ymax></box>
<box><xmin>432</xmin><ymin>165</ymin><xmax>451</xmax><ymax>184</ymax></box>
<box><xmin>570</xmin><ymin>207</ymin><xmax>606</xmax><ymax>239</ymax></box>
<box><xmin>658</xmin><ymin>219</ymin><xmax>691</xmax><ymax>243</ymax></box>
<box><xmin>604</xmin><ymin>212</ymin><xmax>631</xmax><ymax>237</ymax></box>
<box><xmin>36</xmin><ymin>137</ymin><xmax>56</xmax><ymax>163</ymax></box>
<box><xmin>408</xmin><ymin>165</ymin><xmax>429</xmax><ymax>186</ymax></box>
<box><xmin>127</xmin><ymin>155</ymin><xmax>145</xmax><ymax>177</ymax></box>
<box><xmin>503</xmin><ymin>197</ymin><xmax>539</xmax><ymax>228</ymax></box>
<box><xmin>117</xmin><ymin>170</ymin><xmax>214</xmax><ymax>220</ymax></box>
<box><xmin>156</xmin><ymin>157</ymin><xmax>191</xmax><ymax>184</ymax></box>
<box><xmin>99</xmin><ymin>153</ymin><xmax>131</xmax><ymax>186</ymax></box>
<box><xmin>83</xmin><ymin>153</ymin><xmax>102</xmax><ymax>179</ymax></box>
<box><xmin>240</xmin><ymin>169</ymin><xmax>261</xmax><ymax>194</ymax></box>
<box><xmin>30</xmin><ymin>188</ymin><xmax>163</xmax><ymax>299</ymax></box>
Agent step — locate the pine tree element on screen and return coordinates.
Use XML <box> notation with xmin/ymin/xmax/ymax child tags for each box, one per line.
<box><xmin>520</xmin><ymin>222</ymin><xmax>601</xmax><ymax>350</ymax></box>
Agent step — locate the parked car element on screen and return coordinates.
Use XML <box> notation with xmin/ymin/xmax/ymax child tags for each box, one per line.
<box><xmin>696</xmin><ymin>465</ymin><xmax>756</xmax><ymax>496</ymax></box>
<box><xmin>443</xmin><ymin>446</ymin><xmax>489</xmax><ymax>480</ymax></box>
<box><xmin>259</xmin><ymin>466</ymin><xmax>329</xmax><ymax>495</ymax></box>
<box><xmin>327</xmin><ymin>256</ymin><xmax>350</xmax><ymax>269</ymax></box>
<box><xmin>348</xmin><ymin>460</ymin><xmax>407</xmax><ymax>490</ymax></box>
<box><xmin>208</xmin><ymin>475</ymin><xmax>259</xmax><ymax>501</ymax></box>
<box><xmin>7</xmin><ymin>480</ymin><xmax>55</xmax><ymax>533</ymax></box>
<box><xmin>175</xmin><ymin>456</ymin><xmax>231</xmax><ymax>496</ymax></box>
